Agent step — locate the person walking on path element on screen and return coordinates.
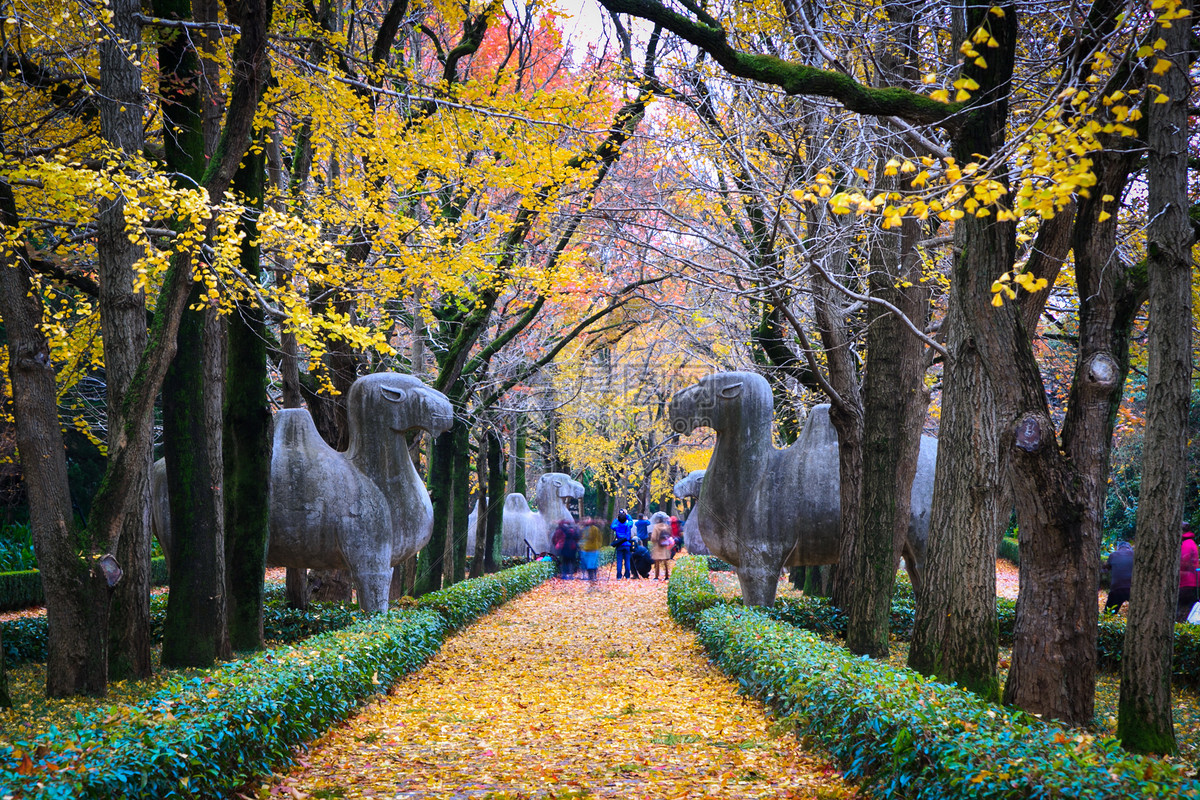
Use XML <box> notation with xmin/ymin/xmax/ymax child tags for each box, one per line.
<box><xmin>1102</xmin><ymin>540</ymin><xmax>1134</xmax><ymax>614</ymax></box>
<box><xmin>553</xmin><ymin>520</ymin><xmax>580</xmax><ymax>579</ymax></box>
<box><xmin>611</xmin><ymin>512</ymin><xmax>634</xmax><ymax>579</ymax></box>
<box><xmin>579</xmin><ymin>518</ymin><xmax>604</xmax><ymax>581</ymax></box>
<box><xmin>1178</xmin><ymin>526</ymin><xmax>1198</xmax><ymax>622</ymax></box>
<box><xmin>649</xmin><ymin>517</ymin><xmax>673</xmax><ymax>580</ymax></box>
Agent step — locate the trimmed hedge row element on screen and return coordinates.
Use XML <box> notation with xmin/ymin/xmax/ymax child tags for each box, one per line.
<box><xmin>670</xmin><ymin>556</ymin><xmax>1197</xmax><ymax>799</ymax></box>
<box><xmin>997</xmin><ymin>537</ymin><xmax>1020</xmax><ymax>566</ymax></box>
<box><xmin>414</xmin><ymin>559</ymin><xmax>556</xmax><ymax>631</ymax></box>
<box><xmin>769</xmin><ymin>573</ymin><xmax>1200</xmax><ymax>687</ymax></box>
<box><xmin>0</xmin><ymin>559</ymin><xmax>555</xmax><ymax>799</ymax></box>
<box><xmin>5</xmin><ymin>585</ymin><xmax>364</xmax><ymax>666</ymax></box>
<box><xmin>0</xmin><ymin>558</ymin><xmax>170</xmax><ymax>612</ymax></box>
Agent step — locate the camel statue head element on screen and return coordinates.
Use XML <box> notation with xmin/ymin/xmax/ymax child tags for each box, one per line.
<box><xmin>346</xmin><ymin>372</ymin><xmax>454</xmax><ymax>443</ymax></box>
<box><xmin>535</xmin><ymin>472</ymin><xmax>576</xmax><ymax>508</ymax></box>
<box><xmin>567</xmin><ymin>478</ymin><xmax>585</xmax><ymax>500</ymax></box>
<box><xmin>674</xmin><ymin>469</ymin><xmax>706</xmax><ymax>499</ymax></box>
<box><xmin>669</xmin><ymin>371</ymin><xmax>773</xmax><ymax>436</ymax></box>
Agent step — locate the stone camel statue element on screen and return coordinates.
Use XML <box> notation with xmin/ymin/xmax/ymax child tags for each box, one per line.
<box><xmin>152</xmin><ymin>372</ymin><xmax>453</xmax><ymax>613</ymax></box>
<box><xmin>466</xmin><ymin>474</ymin><xmax>583</xmax><ymax>558</ymax></box>
<box><xmin>669</xmin><ymin>371</ymin><xmax>936</xmax><ymax>606</ymax></box>
<box><xmin>529</xmin><ymin>472</ymin><xmax>583</xmax><ymax>552</ymax></box>
<box><xmin>499</xmin><ymin>493</ymin><xmax>545</xmax><ymax>558</ymax></box>
<box><xmin>673</xmin><ymin>470</ymin><xmax>709</xmax><ymax>556</ymax></box>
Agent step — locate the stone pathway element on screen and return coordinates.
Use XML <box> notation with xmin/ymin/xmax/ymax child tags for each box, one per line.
<box><xmin>256</xmin><ymin>577</ymin><xmax>856</xmax><ymax>799</ymax></box>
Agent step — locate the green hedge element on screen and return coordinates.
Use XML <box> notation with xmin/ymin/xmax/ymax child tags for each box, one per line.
<box><xmin>6</xmin><ymin>585</ymin><xmax>363</xmax><ymax>666</ymax></box>
<box><xmin>0</xmin><ymin>560</ymin><xmax>554</xmax><ymax>799</ymax></box>
<box><xmin>0</xmin><ymin>558</ymin><xmax>169</xmax><ymax>612</ymax></box>
<box><xmin>768</xmin><ymin>569</ymin><xmax>1200</xmax><ymax>688</ymax></box>
<box><xmin>416</xmin><ymin>559</ymin><xmax>555</xmax><ymax>630</ymax></box>
<box><xmin>997</xmin><ymin>537</ymin><xmax>1020</xmax><ymax>565</ymax></box>
<box><xmin>669</xmin><ymin>556</ymin><xmax>1197</xmax><ymax>799</ymax></box>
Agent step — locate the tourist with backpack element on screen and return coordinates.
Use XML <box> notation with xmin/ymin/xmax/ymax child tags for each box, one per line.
<box><xmin>650</xmin><ymin>517</ymin><xmax>674</xmax><ymax>580</ymax></box>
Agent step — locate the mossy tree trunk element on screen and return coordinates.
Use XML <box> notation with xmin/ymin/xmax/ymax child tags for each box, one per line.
<box><xmin>416</xmin><ymin>428</ymin><xmax>455</xmax><ymax>595</ymax></box>
<box><xmin>223</xmin><ymin>138</ymin><xmax>272</xmax><ymax>653</ymax></box>
<box><xmin>469</xmin><ymin>429</ymin><xmax>489</xmax><ymax>579</ymax></box>
<box><xmin>158</xmin><ymin>0</ymin><xmax>228</xmax><ymax>669</ymax></box>
<box><xmin>485</xmin><ymin>430</ymin><xmax>506</xmax><ymax>572</ymax></box>
<box><xmin>1118</xmin><ymin>0</ymin><xmax>1193</xmax><ymax>754</ymax></box>
<box><xmin>514</xmin><ymin>426</ymin><xmax>527</xmax><ymax>498</ymax></box>
<box><xmin>450</xmin><ymin>421</ymin><xmax>471</xmax><ymax>584</ymax></box>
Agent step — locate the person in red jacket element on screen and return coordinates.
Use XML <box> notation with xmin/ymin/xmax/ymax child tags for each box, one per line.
<box><xmin>1178</xmin><ymin>526</ymin><xmax>1199</xmax><ymax>622</ymax></box>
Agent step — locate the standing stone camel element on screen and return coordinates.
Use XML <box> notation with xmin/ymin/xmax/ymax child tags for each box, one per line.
<box><xmin>670</xmin><ymin>371</ymin><xmax>936</xmax><ymax>606</ymax></box>
<box><xmin>672</xmin><ymin>470</ymin><xmax>709</xmax><ymax>555</ymax></box>
<box><xmin>151</xmin><ymin>373</ymin><xmax>453</xmax><ymax>613</ymax></box>
<box><xmin>520</xmin><ymin>472</ymin><xmax>582</xmax><ymax>554</ymax></box>
<box><xmin>467</xmin><ymin>474</ymin><xmax>583</xmax><ymax>558</ymax></box>
<box><xmin>499</xmin><ymin>493</ymin><xmax>544</xmax><ymax>558</ymax></box>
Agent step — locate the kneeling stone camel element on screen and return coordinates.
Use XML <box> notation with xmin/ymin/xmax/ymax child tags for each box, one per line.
<box><xmin>670</xmin><ymin>371</ymin><xmax>936</xmax><ymax>607</ymax></box>
<box><xmin>152</xmin><ymin>373</ymin><xmax>453</xmax><ymax>613</ymax></box>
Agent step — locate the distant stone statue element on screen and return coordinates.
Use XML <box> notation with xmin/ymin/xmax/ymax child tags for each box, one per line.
<box><xmin>673</xmin><ymin>470</ymin><xmax>709</xmax><ymax>555</ymax></box>
<box><xmin>151</xmin><ymin>373</ymin><xmax>453</xmax><ymax>613</ymax></box>
<box><xmin>670</xmin><ymin>371</ymin><xmax>936</xmax><ymax>606</ymax></box>
<box><xmin>464</xmin><ymin>473</ymin><xmax>584</xmax><ymax>558</ymax></box>
<box><xmin>526</xmin><ymin>472</ymin><xmax>582</xmax><ymax>554</ymax></box>
<box><xmin>500</xmin><ymin>493</ymin><xmax>544</xmax><ymax>558</ymax></box>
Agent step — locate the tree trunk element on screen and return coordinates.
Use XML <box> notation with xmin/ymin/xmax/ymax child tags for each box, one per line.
<box><xmin>161</xmin><ymin>294</ymin><xmax>230</xmax><ymax>667</ymax></box>
<box><xmin>852</xmin><ymin>218</ymin><xmax>928</xmax><ymax>655</ymax></box>
<box><xmin>158</xmin><ymin>0</ymin><xmax>228</xmax><ymax>669</ymax></box>
<box><xmin>469</xmin><ymin>429</ymin><xmax>488</xmax><ymax>579</ymax></box>
<box><xmin>416</xmin><ymin>428</ymin><xmax>454</xmax><ymax>594</ymax></box>
<box><xmin>450</xmin><ymin>421</ymin><xmax>471</xmax><ymax>584</ymax></box>
<box><xmin>1118</xmin><ymin>2</ymin><xmax>1193</xmax><ymax>754</ymax></box>
<box><xmin>909</xmin><ymin>0</ymin><xmax>1018</xmax><ymax>702</ymax></box>
<box><xmin>514</xmin><ymin>425</ymin><xmax>527</xmax><ymax>497</ymax></box>
<box><xmin>286</xmin><ymin>568</ymin><xmax>309</xmax><ymax>610</ymax></box>
<box><xmin>99</xmin><ymin>0</ymin><xmax>152</xmax><ymax>682</ymax></box>
<box><xmin>0</xmin><ymin>181</ymin><xmax>111</xmax><ymax>697</ymax></box>
<box><xmin>1002</xmin><ymin>129</ymin><xmax>1143</xmax><ymax>721</ymax></box>
<box><xmin>223</xmin><ymin>140</ymin><xmax>272</xmax><ymax>652</ymax></box>
<box><xmin>844</xmin><ymin>0</ymin><xmax>931</xmax><ymax>658</ymax></box>
<box><xmin>485</xmin><ymin>430</ymin><xmax>506</xmax><ymax>572</ymax></box>
<box><xmin>812</xmin><ymin>223</ymin><xmax>866</xmax><ymax>614</ymax></box>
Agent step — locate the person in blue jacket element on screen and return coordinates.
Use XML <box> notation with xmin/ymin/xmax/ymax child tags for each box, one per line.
<box><xmin>611</xmin><ymin>512</ymin><xmax>634</xmax><ymax>579</ymax></box>
<box><xmin>634</xmin><ymin>512</ymin><xmax>651</xmax><ymax>545</ymax></box>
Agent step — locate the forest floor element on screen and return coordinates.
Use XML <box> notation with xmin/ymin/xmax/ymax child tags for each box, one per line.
<box><xmin>250</xmin><ymin>577</ymin><xmax>856</xmax><ymax>800</ymax></box>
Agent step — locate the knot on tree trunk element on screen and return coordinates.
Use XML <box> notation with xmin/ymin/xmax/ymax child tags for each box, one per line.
<box><xmin>1082</xmin><ymin>351</ymin><xmax>1119</xmax><ymax>392</ymax></box>
<box><xmin>1013</xmin><ymin>412</ymin><xmax>1051</xmax><ymax>454</ymax></box>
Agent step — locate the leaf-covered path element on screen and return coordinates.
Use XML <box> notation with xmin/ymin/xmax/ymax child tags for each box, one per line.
<box><xmin>257</xmin><ymin>577</ymin><xmax>855</xmax><ymax>799</ymax></box>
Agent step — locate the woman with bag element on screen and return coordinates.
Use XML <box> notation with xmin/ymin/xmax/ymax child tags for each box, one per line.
<box><xmin>649</xmin><ymin>517</ymin><xmax>674</xmax><ymax>580</ymax></box>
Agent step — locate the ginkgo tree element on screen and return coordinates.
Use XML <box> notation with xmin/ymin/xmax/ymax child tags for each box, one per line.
<box><xmin>599</xmin><ymin>0</ymin><xmax>1197</xmax><ymax>744</ymax></box>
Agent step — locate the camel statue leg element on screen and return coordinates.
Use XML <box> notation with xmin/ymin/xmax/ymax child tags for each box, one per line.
<box><xmin>285</xmin><ymin>567</ymin><xmax>309</xmax><ymax>610</ymax></box>
<box><xmin>737</xmin><ymin>563</ymin><xmax>782</xmax><ymax>607</ymax></box>
<box><xmin>350</xmin><ymin>567</ymin><xmax>392</xmax><ymax>614</ymax></box>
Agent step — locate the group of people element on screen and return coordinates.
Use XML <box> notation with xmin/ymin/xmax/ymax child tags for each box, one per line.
<box><xmin>547</xmin><ymin>510</ymin><xmax>683</xmax><ymax>582</ymax></box>
<box><xmin>1102</xmin><ymin>523</ymin><xmax>1200</xmax><ymax>622</ymax></box>
<box><xmin>609</xmin><ymin>511</ymin><xmax>682</xmax><ymax>580</ymax></box>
